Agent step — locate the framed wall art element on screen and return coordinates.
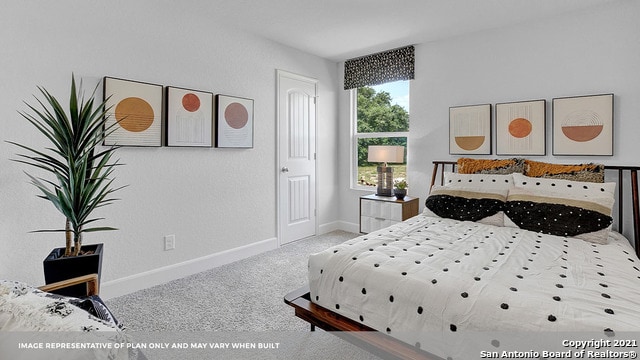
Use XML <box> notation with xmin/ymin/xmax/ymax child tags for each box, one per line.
<box><xmin>552</xmin><ymin>94</ymin><xmax>613</xmax><ymax>156</ymax></box>
<box><xmin>449</xmin><ymin>104</ymin><xmax>491</xmax><ymax>155</ymax></box>
<box><xmin>166</xmin><ymin>86</ymin><xmax>213</xmax><ymax>147</ymax></box>
<box><xmin>215</xmin><ymin>94</ymin><xmax>254</xmax><ymax>148</ymax></box>
<box><xmin>496</xmin><ymin>99</ymin><xmax>546</xmax><ymax>156</ymax></box>
<box><xmin>103</xmin><ymin>77</ymin><xmax>163</xmax><ymax>147</ymax></box>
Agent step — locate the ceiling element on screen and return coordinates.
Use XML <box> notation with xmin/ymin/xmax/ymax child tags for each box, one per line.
<box><xmin>198</xmin><ymin>0</ymin><xmax>619</xmax><ymax>61</ymax></box>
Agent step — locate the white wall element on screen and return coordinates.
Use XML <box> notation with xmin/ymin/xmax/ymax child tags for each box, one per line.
<box><xmin>0</xmin><ymin>1</ymin><xmax>339</xmax><ymax>295</ymax></box>
<box><xmin>338</xmin><ymin>1</ymin><xmax>640</xmax><ymax>232</ymax></box>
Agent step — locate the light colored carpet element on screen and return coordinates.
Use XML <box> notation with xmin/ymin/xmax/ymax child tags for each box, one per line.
<box><xmin>107</xmin><ymin>231</ymin><xmax>385</xmax><ymax>359</ymax></box>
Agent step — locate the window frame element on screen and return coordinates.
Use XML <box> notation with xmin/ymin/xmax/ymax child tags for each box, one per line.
<box><xmin>350</xmin><ymin>87</ymin><xmax>410</xmax><ymax>191</ymax></box>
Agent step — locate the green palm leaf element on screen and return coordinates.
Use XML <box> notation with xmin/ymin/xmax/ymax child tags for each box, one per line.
<box><xmin>8</xmin><ymin>75</ymin><xmax>126</xmax><ymax>257</ymax></box>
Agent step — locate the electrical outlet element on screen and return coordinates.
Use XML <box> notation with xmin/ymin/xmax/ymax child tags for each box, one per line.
<box><xmin>164</xmin><ymin>235</ymin><xmax>176</xmax><ymax>251</ymax></box>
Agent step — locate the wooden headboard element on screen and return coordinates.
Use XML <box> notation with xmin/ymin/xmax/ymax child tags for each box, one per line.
<box><xmin>430</xmin><ymin>161</ymin><xmax>640</xmax><ymax>258</ymax></box>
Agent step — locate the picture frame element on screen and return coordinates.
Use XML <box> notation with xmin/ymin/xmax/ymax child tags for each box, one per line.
<box><xmin>552</xmin><ymin>94</ymin><xmax>613</xmax><ymax>156</ymax></box>
<box><xmin>495</xmin><ymin>99</ymin><xmax>546</xmax><ymax>156</ymax></box>
<box><xmin>449</xmin><ymin>104</ymin><xmax>491</xmax><ymax>155</ymax></box>
<box><xmin>103</xmin><ymin>77</ymin><xmax>163</xmax><ymax>147</ymax></box>
<box><xmin>165</xmin><ymin>86</ymin><xmax>214</xmax><ymax>147</ymax></box>
<box><xmin>215</xmin><ymin>94</ymin><xmax>254</xmax><ymax>148</ymax></box>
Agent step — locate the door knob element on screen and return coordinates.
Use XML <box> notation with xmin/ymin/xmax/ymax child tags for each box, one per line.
<box><xmin>281</xmin><ymin>167</ymin><xmax>289</xmax><ymax>173</ymax></box>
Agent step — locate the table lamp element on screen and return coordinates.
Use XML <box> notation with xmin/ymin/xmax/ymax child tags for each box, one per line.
<box><xmin>367</xmin><ymin>145</ymin><xmax>404</xmax><ymax>196</ymax></box>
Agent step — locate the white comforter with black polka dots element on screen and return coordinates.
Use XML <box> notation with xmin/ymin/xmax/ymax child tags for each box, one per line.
<box><xmin>309</xmin><ymin>214</ymin><xmax>640</xmax><ymax>357</ymax></box>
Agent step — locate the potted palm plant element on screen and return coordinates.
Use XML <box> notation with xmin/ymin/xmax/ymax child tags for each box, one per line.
<box><xmin>8</xmin><ymin>75</ymin><xmax>124</xmax><ymax>296</ymax></box>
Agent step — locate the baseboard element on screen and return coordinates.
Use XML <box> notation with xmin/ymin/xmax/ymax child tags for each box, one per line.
<box><xmin>102</xmin><ymin>222</ymin><xmax>360</xmax><ymax>299</ymax></box>
<box><xmin>339</xmin><ymin>221</ymin><xmax>360</xmax><ymax>234</ymax></box>
<box><xmin>319</xmin><ymin>220</ymin><xmax>359</xmax><ymax>234</ymax></box>
<box><xmin>318</xmin><ymin>221</ymin><xmax>339</xmax><ymax>234</ymax></box>
<box><xmin>101</xmin><ymin>237</ymin><xmax>278</xmax><ymax>300</ymax></box>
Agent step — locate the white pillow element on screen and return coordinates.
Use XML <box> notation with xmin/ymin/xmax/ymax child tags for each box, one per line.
<box><xmin>443</xmin><ymin>172</ymin><xmax>514</xmax><ymax>190</ymax></box>
<box><xmin>511</xmin><ymin>172</ymin><xmax>615</xmax><ymax>197</ymax></box>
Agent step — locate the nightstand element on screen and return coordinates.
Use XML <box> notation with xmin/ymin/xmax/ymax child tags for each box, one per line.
<box><xmin>359</xmin><ymin>194</ymin><xmax>419</xmax><ymax>234</ymax></box>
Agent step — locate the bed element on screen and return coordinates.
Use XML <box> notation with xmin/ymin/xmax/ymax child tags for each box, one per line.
<box><xmin>285</xmin><ymin>159</ymin><xmax>640</xmax><ymax>360</ymax></box>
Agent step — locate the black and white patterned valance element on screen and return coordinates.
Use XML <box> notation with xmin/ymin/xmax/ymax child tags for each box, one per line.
<box><xmin>344</xmin><ymin>45</ymin><xmax>415</xmax><ymax>90</ymax></box>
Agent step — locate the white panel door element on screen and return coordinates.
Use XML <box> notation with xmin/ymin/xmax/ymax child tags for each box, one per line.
<box><xmin>277</xmin><ymin>70</ymin><xmax>317</xmax><ymax>245</ymax></box>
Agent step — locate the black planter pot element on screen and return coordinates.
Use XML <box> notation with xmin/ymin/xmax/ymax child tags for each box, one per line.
<box><xmin>43</xmin><ymin>243</ymin><xmax>103</xmax><ymax>297</ymax></box>
<box><xmin>394</xmin><ymin>188</ymin><xmax>407</xmax><ymax>200</ymax></box>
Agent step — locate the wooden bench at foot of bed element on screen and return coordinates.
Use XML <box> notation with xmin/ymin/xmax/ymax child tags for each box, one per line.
<box><xmin>284</xmin><ymin>285</ymin><xmax>440</xmax><ymax>360</ymax></box>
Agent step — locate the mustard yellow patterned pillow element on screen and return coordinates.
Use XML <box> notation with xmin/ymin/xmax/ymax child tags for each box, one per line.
<box><xmin>457</xmin><ymin>158</ymin><xmax>525</xmax><ymax>175</ymax></box>
<box><xmin>524</xmin><ymin>159</ymin><xmax>604</xmax><ymax>183</ymax></box>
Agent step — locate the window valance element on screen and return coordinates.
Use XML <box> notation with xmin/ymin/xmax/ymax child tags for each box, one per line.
<box><xmin>343</xmin><ymin>45</ymin><xmax>414</xmax><ymax>90</ymax></box>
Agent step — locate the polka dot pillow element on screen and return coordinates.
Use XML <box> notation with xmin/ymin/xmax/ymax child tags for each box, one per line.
<box><xmin>443</xmin><ymin>172</ymin><xmax>514</xmax><ymax>190</ymax></box>
<box><xmin>425</xmin><ymin>185</ymin><xmax>508</xmax><ymax>227</ymax></box>
<box><xmin>504</xmin><ymin>173</ymin><xmax>616</xmax><ymax>243</ymax></box>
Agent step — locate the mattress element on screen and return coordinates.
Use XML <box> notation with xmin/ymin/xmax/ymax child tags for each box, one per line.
<box><xmin>309</xmin><ymin>213</ymin><xmax>640</xmax><ymax>357</ymax></box>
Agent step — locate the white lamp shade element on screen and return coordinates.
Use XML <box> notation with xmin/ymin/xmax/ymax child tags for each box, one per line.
<box><xmin>367</xmin><ymin>145</ymin><xmax>404</xmax><ymax>163</ymax></box>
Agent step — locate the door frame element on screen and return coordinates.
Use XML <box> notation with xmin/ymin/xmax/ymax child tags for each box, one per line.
<box><xmin>276</xmin><ymin>69</ymin><xmax>319</xmax><ymax>246</ymax></box>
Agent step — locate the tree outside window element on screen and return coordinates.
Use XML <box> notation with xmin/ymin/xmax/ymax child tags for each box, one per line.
<box><xmin>353</xmin><ymin>81</ymin><xmax>409</xmax><ymax>188</ymax></box>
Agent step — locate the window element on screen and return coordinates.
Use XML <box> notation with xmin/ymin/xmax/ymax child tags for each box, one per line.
<box><xmin>352</xmin><ymin>80</ymin><xmax>409</xmax><ymax>189</ymax></box>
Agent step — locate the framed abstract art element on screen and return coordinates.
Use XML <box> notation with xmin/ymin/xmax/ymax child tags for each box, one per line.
<box><xmin>495</xmin><ymin>99</ymin><xmax>546</xmax><ymax>156</ymax></box>
<box><xmin>103</xmin><ymin>77</ymin><xmax>163</xmax><ymax>147</ymax></box>
<box><xmin>552</xmin><ymin>94</ymin><xmax>613</xmax><ymax>156</ymax></box>
<box><xmin>165</xmin><ymin>86</ymin><xmax>213</xmax><ymax>147</ymax></box>
<box><xmin>215</xmin><ymin>95</ymin><xmax>254</xmax><ymax>148</ymax></box>
<box><xmin>449</xmin><ymin>104</ymin><xmax>491</xmax><ymax>155</ymax></box>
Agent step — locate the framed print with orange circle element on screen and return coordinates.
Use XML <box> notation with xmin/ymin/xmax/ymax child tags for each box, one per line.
<box><xmin>552</xmin><ymin>94</ymin><xmax>613</xmax><ymax>156</ymax></box>
<box><xmin>103</xmin><ymin>77</ymin><xmax>163</xmax><ymax>147</ymax></box>
<box><xmin>449</xmin><ymin>104</ymin><xmax>491</xmax><ymax>155</ymax></box>
<box><xmin>166</xmin><ymin>86</ymin><xmax>213</xmax><ymax>147</ymax></box>
<box><xmin>496</xmin><ymin>99</ymin><xmax>546</xmax><ymax>156</ymax></box>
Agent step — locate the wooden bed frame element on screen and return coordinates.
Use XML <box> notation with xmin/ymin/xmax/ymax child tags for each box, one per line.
<box><xmin>285</xmin><ymin>161</ymin><xmax>640</xmax><ymax>360</ymax></box>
